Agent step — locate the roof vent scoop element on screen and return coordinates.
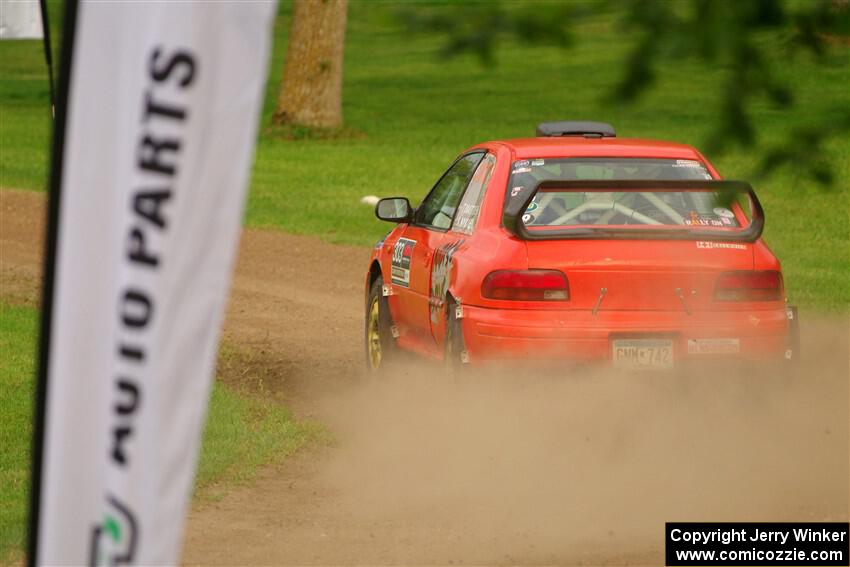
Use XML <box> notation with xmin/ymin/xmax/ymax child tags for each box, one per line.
<box><xmin>536</xmin><ymin>121</ymin><xmax>616</xmax><ymax>138</ymax></box>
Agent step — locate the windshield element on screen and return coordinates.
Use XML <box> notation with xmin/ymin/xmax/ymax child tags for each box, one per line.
<box><xmin>508</xmin><ymin>158</ymin><xmax>741</xmax><ymax>228</ymax></box>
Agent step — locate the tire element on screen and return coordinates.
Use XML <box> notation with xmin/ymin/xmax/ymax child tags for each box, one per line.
<box><xmin>444</xmin><ymin>298</ymin><xmax>467</xmax><ymax>373</ymax></box>
<box><xmin>365</xmin><ymin>276</ymin><xmax>397</xmax><ymax>371</ymax></box>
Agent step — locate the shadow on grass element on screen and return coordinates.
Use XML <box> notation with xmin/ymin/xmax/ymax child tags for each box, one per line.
<box><xmin>263</xmin><ymin>122</ymin><xmax>367</xmax><ymax>142</ymax></box>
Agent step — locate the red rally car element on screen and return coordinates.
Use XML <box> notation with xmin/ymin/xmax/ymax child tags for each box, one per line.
<box><xmin>364</xmin><ymin>121</ymin><xmax>799</xmax><ymax>370</ymax></box>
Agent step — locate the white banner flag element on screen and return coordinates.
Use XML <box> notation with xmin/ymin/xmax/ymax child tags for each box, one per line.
<box><xmin>0</xmin><ymin>0</ymin><xmax>43</xmax><ymax>39</ymax></box>
<box><xmin>31</xmin><ymin>1</ymin><xmax>277</xmax><ymax>564</ymax></box>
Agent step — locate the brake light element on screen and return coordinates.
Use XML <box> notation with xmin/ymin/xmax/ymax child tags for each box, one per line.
<box><xmin>482</xmin><ymin>270</ymin><xmax>570</xmax><ymax>301</ymax></box>
<box><xmin>715</xmin><ymin>270</ymin><xmax>783</xmax><ymax>301</ymax></box>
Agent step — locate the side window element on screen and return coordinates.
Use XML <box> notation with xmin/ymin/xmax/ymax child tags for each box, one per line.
<box><xmin>415</xmin><ymin>153</ymin><xmax>484</xmax><ymax>230</ymax></box>
<box><xmin>452</xmin><ymin>153</ymin><xmax>496</xmax><ymax>235</ymax></box>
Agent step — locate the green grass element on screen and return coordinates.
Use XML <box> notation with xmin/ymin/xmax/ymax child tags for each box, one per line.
<box><xmin>0</xmin><ymin>302</ymin><xmax>315</xmax><ymax>563</ymax></box>
<box><xmin>1</xmin><ymin>2</ymin><xmax>846</xmax><ymax>309</ymax></box>
<box><xmin>195</xmin><ymin>377</ymin><xmax>319</xmax><ymax>498</ymax></box>
<box><xmin>0</xmin><ymin>304</ymin><xmax>37</xmax><ymax>564</ymax></box>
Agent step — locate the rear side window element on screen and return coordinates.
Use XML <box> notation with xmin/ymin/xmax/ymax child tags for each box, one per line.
<box><xmin>452</xmin><ymin>153</ymin><xmax>496</xmax><ymax>235</ymax></box>
<box><xmin>416</xmin><ymin>153</ymin><xmax>484</xmax><ymax>230</ymax></box>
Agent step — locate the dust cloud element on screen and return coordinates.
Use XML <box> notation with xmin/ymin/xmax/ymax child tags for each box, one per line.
<box><xmin>311</xmin><ymin>316</ymin><xmax>848</xmax><ymax>564</ymax></box>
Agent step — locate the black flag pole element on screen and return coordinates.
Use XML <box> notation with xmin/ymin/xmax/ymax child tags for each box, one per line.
<box><xmin>38</xmin><ymin>0</ymin><xmax>55</xmax><ymax>118</ymax></box>
<box><xmin>28</xmin><ymin>0</ymin><xmax>78</xmax><ymax>563</ymax></box>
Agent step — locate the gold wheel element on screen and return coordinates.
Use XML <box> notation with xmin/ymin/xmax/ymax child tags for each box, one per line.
<box><xmin>367</xmin><ymin>295</ymin><xmax>382</xmax><ymax>369</ymax></box>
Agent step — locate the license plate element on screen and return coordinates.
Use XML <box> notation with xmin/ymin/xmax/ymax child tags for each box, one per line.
<box><xmin>612</xmin><ymin>339</ymin><xmax>674</xmax><ymax>369</ymax></box>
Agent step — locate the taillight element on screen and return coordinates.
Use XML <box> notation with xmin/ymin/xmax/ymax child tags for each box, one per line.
<box><xmin>482</xmin><ymin>270</ymin><xmax>570</xmax><ymax>301</ymax></box>
<box><xmin>714</xmin><ymin>270</ymin><xmax>783</xmax><ymax>301</ymax></box>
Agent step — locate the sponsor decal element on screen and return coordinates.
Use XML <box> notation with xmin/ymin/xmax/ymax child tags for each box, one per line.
<box><xmin>685</xmin><ymin>218</ymin><xmax>726</xmax><ymax>227</ymax></box>
<box><xmin>673</xmin><ymin>159</ymin><xmax>704</xmax><ymax>168</ymax></box>
<box><xmin>531</xmin><ymin>159</ymin><xmax>545</xmax><ymax>166</ymax></box>
<box><xmin>512</xmin><ymin>159</ymin><xmax>530</xmax><ymax>170</ymax></box>
<box><xmin>713</xmin><ymin>207</ymin><xmax>735</xmax><ymax>218</ymax></box>
<box><xmin>526</xmin><ymin>201</ymin><xmax>538</xmax><ymax>212</ymax></box>
<box><xmin>685</xmin><ymin>210</ymin><xmax>727</xmax><ymax>227</ymax></box>
<box><xmin>695</xmin><ymin>241</ymin><xmax>747</xmax><ymax>250</ymax></box>
<box><xmin>510</xmin><ymin>186</ymin><xmax>523</xmax><ymax>197</ymax></box>
<box><xmin>687</xmin><ymin>338</ymin><xmax>740</xmax><ymax>355</ymax></box>
<box><xmin>391</xmin><ymin>238</ymin><xmax>416</xmax><ymax>287</ymax></box>
<box><xmin>89</xmin><ymin>494</ymin><xmax>138</xmax><ymax>566</ymax></box>
<box><xmin>453</xmin><ymin>203</ymin><xmax>480</xmax><ymax>235</ymax></box>
<box><xmin>429</xmin><ymin>239</ymin><xmax>464</xmax><ymax>322</ymax></box>
<box><xmin>522</xmin><ymin>212</ymin><xmax>535</xmax><ymax>224</ymax></box>
<box><xmin>513</xmin><ymin>167</ymin><xmax>532</xmax><ymax>174</ymax></box>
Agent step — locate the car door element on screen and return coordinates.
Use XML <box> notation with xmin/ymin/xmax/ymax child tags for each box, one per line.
<box><xmin>390</xmin><ymin>152</ymin><xmax>485</xmax><ymax>353</ymax></box>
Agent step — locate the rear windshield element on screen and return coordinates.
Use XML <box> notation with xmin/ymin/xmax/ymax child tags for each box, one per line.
<box><xmin>509</xmin><ymin>158</ymin><xmax>741</xmax><ymax>228</ymax></box>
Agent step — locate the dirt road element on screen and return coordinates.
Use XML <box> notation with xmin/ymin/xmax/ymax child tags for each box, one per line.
<box><xmin>2</xmin><ymin>189</ymin><xmax>848</xmax><ymax>566</ymax></box>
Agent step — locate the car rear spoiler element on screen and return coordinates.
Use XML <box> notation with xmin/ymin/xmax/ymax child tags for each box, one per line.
<box><xmin>503</xmin><ymin>180</ymin><xmax>764</xmax><ymax>241</ymax></box>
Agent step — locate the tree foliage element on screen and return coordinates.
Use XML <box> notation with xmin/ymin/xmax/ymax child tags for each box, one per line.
<box><xmin>403</xmin><ymin>0</ymin><xmax>850</xmax><ymax>186</ymax></box>
<box><xmin>399</xmin><ymin>1</ymin><xmax>575</xmax><ymax>65</ymax></box>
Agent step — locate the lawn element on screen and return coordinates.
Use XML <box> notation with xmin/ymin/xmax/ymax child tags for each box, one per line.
<box><xmin>1</xmin><ymin>2</ymin><xmax>846</xmax><ymax>310</ymax></box>
<box><xmin>0</xmin><ymin>305</ymin><xmax>36</xmax><ymax>563</ymax></box>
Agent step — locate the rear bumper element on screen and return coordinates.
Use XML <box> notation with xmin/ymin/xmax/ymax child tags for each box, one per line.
<box><xmin>460</xmin><ymin>304</ymin><xmax>791</xmax><ymax>364</ymax></box>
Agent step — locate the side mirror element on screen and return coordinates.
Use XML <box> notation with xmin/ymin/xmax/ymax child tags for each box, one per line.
<box><xmin>375</xmin><ymin>197</ymin><xmax>413</xmax><ymax>223</ymax></box>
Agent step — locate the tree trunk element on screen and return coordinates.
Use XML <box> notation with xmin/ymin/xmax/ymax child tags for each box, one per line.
<box><xmin>274</xmin><ymin>0</ymin><xmax>348</xmax><ymax>129</ymax></box>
